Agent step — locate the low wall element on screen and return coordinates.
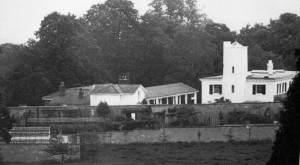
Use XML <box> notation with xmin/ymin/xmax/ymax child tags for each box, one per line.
<box><xmin>8</xmin><ymin>103</ymin><xmax>283</xmax><ymax>124</ymax></box>
<box><xmin>0</xmin><ymin>143</ymin><xmax>80</xmax><ymax>163</ymax></box>
<box><xmin>98</xmin><ymin>124</ymin><xmax>279</xmax><ymax>144</ymax></box>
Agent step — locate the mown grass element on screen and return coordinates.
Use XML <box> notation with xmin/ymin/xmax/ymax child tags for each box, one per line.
<box><xmin>68</xmin><ymin>140</ymin><xmax>273</xmax><ymax>165</ymax></box>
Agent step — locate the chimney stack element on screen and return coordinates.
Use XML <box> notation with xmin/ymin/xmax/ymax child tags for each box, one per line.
<box><xmin>59</xmin><ymin>82</ymin><xmax>65</xmax><ymax>96</ymax></box>
<box><xmin>79</xmin><ymin>88</ymin><xmax>84</xmax><ymax>99</ymax></box>
<box><xmin>118</xmin><ymin>73</ymin><xmax>130</xmax><ymax>84</ymax></box>
<box><xmin>267</xmin><ymin>60</ymin><xmax>273</xmax><ymax>75</ymax></box>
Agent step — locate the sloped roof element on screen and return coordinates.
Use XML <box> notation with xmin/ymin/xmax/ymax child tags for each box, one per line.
<box><xmin>90</xmin><ymin>84</ymin><xmax>142</xmax><ymax>94</ymax></box>
<box><xmin>44</xmin><ymin>87</ymin><xmax>91</xmax><ymax>106</ymax></box>
<box><xmin>42</xmin><ymin>84</ymin><xmax>143</xmax><ymax>105</ymax></box>
<box><xmin>145</xmin><ymin>83</ymin><xmax>198</xmax><ymax>99</ymax></box>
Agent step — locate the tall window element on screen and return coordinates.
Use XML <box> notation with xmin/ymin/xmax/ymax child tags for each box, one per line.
<box><xmin>232</xmin><ymin>66</ymin><xmax>234</xmax><ymax>73</ymax></box>
<box><xmin>209</xmin><ymin>85</ymin><xmax>222</xmax><ymax>94</ymax></box>
<box><xmin>231</xmin><ymin>85</ymin><xmax>235</xmax><ymax>93</ymax></box>
<box><xmin>253</xmin><ymin>85</ymin><xmax>266</xmax><ymax>95</ymax></box>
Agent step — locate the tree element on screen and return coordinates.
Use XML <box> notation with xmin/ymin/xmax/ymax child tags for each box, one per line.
<box><xmin>0</xmin><ymin>105</ymin><xmax>12</xmax><ymax>144</ymax></box>
<box><xmin>267</xmin><ymin>33</ymin><xmax>300</xmax><ymax>165</ymax></box>
<box><xmin>80</xmin><ymin>132</ymin><xmax>102</xmax><ymax>161</ymax></box>
<box><xmin>43</xmin><ymin>142</ymin><xmax>79</xmax><ymax>162</ymax></box>
<box><xmin>96</xmin><ymin>102</ymin><xmax>110</xmax><ymax>118</ymax></box>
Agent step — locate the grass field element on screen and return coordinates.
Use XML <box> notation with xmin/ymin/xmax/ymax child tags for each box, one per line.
<box><xmin>65</xmin><ymin>140</ymin><xmax>273</xmax><ymax>165</ymax></box>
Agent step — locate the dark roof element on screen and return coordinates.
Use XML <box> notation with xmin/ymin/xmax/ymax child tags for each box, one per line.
<box><xmin>90</xmin><ymin>84</ymin><xmax>142</xmax><ymax>94</ymax></box>
<box><xmin>145</xmin><ymin>83</ymin><xmax>198</xmax><ymax>99</ymax></box>
<box><xmin>42</xmin><ymin>84</ymin><xmax>143</xmax><ymax>106</ymax></box>
<box><xmin>45</xmin><ymin>88</ymin><xmax>91</xmax><ymax>106</ymax></box>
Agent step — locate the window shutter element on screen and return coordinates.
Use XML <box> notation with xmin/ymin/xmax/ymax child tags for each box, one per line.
<box><xmin>262</xmin><ymin>85</ymin><xmax>266</xmax><ymax>95</ymax></box>
<box><xmin>209</xmin><ymin>85</ymin><xmax>213</xmax><ymax>95</ymax></box>
<box><xmin>219</xmin><ymin>85</ymin><xmax>222</xmax><ymax>94</ymax></box>
<box><xmin>253</xmin><ymin>85</ymin><xmax>256</xmax><ymax>95</ymax></box>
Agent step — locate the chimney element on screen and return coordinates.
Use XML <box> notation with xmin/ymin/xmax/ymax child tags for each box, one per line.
<box><xmin>118</xmin><ymin>73</ymin><xmax>130</xmax><ymax>84</ymax></box>
<box><xmin>79</xmin><ymin>88</ymin><xmax>84</xmax><ymax>99</ymax></box>
<box><xmin>59</xmin><ymin>82</ymin><xmax>65</xmax><ymax>96</ymax></box>
<box><xmin>267</xmin><ymin>60</ymin><xmax>274</xmax><ymax>75</ymax></box>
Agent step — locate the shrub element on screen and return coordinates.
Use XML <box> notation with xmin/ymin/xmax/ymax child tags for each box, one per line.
<box><xmin>226</xmin><ymin>109</ymin><xmax>272</xmax><ymax>124</ymax></box>
<box><xmin>96</xmin><ymin>102</ymin><xmax>110</xmax><ymax>118</ymax></box>
<box><xmin>167</xmin><ymin>106</ymin><xmax>203</xmax><ymax>127</ymax></box>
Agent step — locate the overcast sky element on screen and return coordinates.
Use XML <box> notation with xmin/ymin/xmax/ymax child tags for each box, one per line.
<box><xmin>0</xmin><ymin>0</ymin><xmax>300</xmax><ymax>45</ymax></box>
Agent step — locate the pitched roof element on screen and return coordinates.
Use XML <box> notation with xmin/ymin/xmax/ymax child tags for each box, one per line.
<box><xmin>42</xmin><ymin>84</ymin><xmax>143</xmax><ymax>105</ymax></box>
<box><xmin>90</xmin><ymin>84</ymin><xmax>142</xmax><ymax>94</ymax></box>
<box><xmin>44</xmin><ymin>87</ymin><xmax>92</xmax><ymax>106</ymax></box>
<box><xmin>145</xmin><ymin>83</ymin><xmax>198</xmax><ymax>99</ymax></box>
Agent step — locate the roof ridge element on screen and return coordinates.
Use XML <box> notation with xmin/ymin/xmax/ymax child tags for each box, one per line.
<box><xmin>96</xmin><ymin>83</ymin><xmax>114</xmax><ymax>93</ymax></box>
<box><xmin>146</xmin><ymin>82</ymin><xmax>183</xmax><ymax>88</ymax></box>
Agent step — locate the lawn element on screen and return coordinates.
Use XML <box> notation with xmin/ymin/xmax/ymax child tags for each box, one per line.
<box><xmin>68</xmin><ymin>140</ymin><xmax>273</xmax><ymax>165</ymax></box>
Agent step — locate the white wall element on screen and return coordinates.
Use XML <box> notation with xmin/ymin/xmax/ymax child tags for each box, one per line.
<box><xmin>222</xmin><ymin>41</ymin><xmax>248</xmax><ymax>103</ymax></box>
<box><xmin>201</xmin><ymin>79</ymin><xmax>223</xmax><ymax>104</ymax></box>
<box><xmin>90</xmin><ymin>87</ymin><xmax>145</xmax><ymax>106</ymax></box>
<box><xmin>245</xmin><ymin>79</ymin><xmax>292</xmax><ymax>102</ymax></box>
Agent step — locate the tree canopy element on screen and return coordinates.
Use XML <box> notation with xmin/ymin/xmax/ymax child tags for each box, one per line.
<box><xmin>0</xmin><ymin>0</ymin><xmax>299</xmax><ymax>106</ymax></box>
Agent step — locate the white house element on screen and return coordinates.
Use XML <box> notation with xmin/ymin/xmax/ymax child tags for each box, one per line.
<box><xmin>199</xmin><ymin>41</ymin><xmax>297</xmax><ymax>104</ymax></box>
<box><xmin>89</xmin><ymin>84</ymin><xmax>146</xmax><ymax>106</ymax></box>
<box><xmin>42</xmin><ymin>82</ymin><xmax>198</xmax><ymax>106</ymax></box>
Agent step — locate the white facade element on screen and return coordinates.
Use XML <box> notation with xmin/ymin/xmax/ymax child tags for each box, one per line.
<box><xmin>200</xmin><ymin>41</ymin><xmax>297</xmax><ymax>104</ymax></box>
<box><xmin>222</xmin><ymin>41</ymin><xmax>248</xmax><ymax>103</ymax></box>
<box><xmin>90</xmin><ymin>86</ymin><xmax>145</xmax><ymax>106</ymax></box>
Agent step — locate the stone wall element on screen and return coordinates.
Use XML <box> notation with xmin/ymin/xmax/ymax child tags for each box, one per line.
<box><xmin>0</xmin><ymin>143</ymin><xmax>80</xmax><ymax>163</ymax></box>
<box><xmin>99</xmin><ymin>124</ymin><xmax>279</xmax><ymax>144</ymax></box>
<box><xmin>8</xmin><ymin>103</ymin><xmax>283</xmax><ymax>125</ymax></box>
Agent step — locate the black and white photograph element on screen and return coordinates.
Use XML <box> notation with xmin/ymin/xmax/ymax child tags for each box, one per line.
<box><xmin>0</xmin><ymin>0</ymin><xmax>300</xmax><ymax>164</ymax></box>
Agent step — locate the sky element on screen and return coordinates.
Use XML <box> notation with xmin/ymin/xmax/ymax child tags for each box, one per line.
<box><xmin>0</xmin><ymin>0</ymin><xmax>300</xmax><ymax>45</ymax></box>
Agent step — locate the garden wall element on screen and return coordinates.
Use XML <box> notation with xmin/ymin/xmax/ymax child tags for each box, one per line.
<box><xmin>99</xmin><ymin>124</ymin><xmax>279</xmax><ymax>144</ymax></box>
<box><xmin>8</xmin><ymin>102</ymin><xmax>283</xmax><ymax>125</ymax></box>
<box><xmin>0</xmin><ymin>143</ymin><xmax>80</xmax><ymax>163</ymax></box>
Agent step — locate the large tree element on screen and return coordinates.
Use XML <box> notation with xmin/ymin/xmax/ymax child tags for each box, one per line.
<box><xmin>267</xmin><ymin>34</ymin><xmax>300</xmax><ymax>165</ymax></box>
<box><xmin>0</xmin><ymin>105</ymin><xmax>12</xmax><ymax>144</ymax></box>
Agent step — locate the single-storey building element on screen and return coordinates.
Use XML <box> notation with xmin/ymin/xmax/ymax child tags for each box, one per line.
<box><xmin>145</xmin><ymin>83</ymin><xmax>198</xmax><ymax>105</ymax></box>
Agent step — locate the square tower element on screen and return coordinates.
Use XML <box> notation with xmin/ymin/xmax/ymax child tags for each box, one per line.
<box><xmin>222</xmin><ymin>41</ymin><xmax>248</xmax><ymax>102</ymax></box>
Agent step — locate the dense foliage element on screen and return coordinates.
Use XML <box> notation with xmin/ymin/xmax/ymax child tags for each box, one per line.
<box><xmin>0</xmin><ymin>0</ymin><xmax>299</xmax><ymax>106</ymax></box>
<box><xmin>96</xmin><ymin>102</ymin><xmax>110</xmax><ymax>118</ymax></box>
<box><xmin>267</xmin><ymin>34</ymin><xmax>300</xmax><ymax>165</ymax></box>
<box><xmin>0</xmin><ymin>105</ymin><xmax>12</xmax><ymax>143</ymax></box>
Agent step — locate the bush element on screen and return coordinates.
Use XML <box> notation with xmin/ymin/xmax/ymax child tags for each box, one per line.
<box><xmin>96</xmin><ymin>102</ymin><xmax>110</xmax><ymax>118</ymax></box>
<box><xmin>167</xmin><ymin>106</ymin><xmax>204</xmax><ymax>127</ymax></box>
<box><xmin>226</xmin><ymin>109</ymin><xmax>272</xmax><ymax>124</ymax></box>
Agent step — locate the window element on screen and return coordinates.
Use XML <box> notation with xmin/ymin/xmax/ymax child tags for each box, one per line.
<box><xmin>284</xmin><ymin>82</ymin><xmax>287</xmax><ymax>92</ymax></box>
<box><xmin>253</xmin><ymin>85</ymin><xmax>266</xmax><ymax>95</ymax></box>
<box><xmin>232</xmin><ymin>66</ymin><xmax>234</xmax><ymax>73</ymax></box>
<box><xmin>232</xmin><ymin>85</ymin><xmax>235</xmax><ymax>93</ymax></box>
<box><xmin>282</xmin><ymin>83</ymin><xmax>284</xmax><ymax>93</ymax></box>
<box><xmin>209</xmin><ymin>85</ymin><xmax>222</xmax><ymax>95</ymax></box>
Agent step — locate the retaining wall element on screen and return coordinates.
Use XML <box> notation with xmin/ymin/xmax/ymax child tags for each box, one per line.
<box><xmin>99</xmin><ymin>124</ymin><xmax>279</xmax><ymax>144</ymax></box>
<box><xmin>8</xmin><ymin>103</ymin><xmax>283</xmax><ymax>124</ymax></box>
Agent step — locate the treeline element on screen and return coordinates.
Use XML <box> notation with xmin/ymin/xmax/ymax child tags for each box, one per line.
<box><xmin>0</xmin><ymin>0</ymin><xmax>299</xmax><ymax>106</ymax></box>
